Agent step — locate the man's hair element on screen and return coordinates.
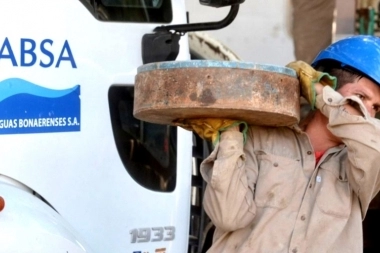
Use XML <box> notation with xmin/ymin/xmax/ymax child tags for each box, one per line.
<box><xmin>314</xmin><ymin>60</ymin><xmax>365</xmax><ymax>90</ymax></box>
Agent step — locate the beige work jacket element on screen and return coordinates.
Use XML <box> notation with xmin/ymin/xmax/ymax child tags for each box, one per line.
<box><xmin>201</xmin><ymin>86</ymin><xmax>380</xmax><ymax>253</ymax></box>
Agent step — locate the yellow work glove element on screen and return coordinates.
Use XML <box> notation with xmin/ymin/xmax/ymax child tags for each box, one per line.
<box><xmin>174</xmin><ymin>118</ymin><xmax>248</xmax><ymax>146</ymax></box>
<box><xmin>286</xmin><ymin>61</ymin><xmax>337</xmax><ymax>109</ymax></box>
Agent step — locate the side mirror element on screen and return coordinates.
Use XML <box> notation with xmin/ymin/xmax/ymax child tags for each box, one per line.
<box><xmin>200</xmin><ymin>0</ymin><xmax>245</xmax><ymax>8</ymax></box>
<box><xmin>142</xmin><ymin>0</ymin><xmax>245</xmax><ymax>64</ymax></box>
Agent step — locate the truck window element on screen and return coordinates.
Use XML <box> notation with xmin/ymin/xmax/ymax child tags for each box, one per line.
<box><xmin>79</xmin><ymin>0</ymin><xmax>172</xmax><ymax>23</ymax></box>
<box><xmin>108</xmin><ymin>86</ymin><xmax>177</xmax><ymax>192</ymax></box>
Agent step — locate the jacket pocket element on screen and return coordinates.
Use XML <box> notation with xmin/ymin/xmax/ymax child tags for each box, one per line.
<box><xmin>316</xmin><ymin>163</ymin><xmax>352</xmax><ymax>218</ymax></box>
<box><xmin>254</xmin><ymin>153</ymin><xmax>299</xmax><ymax>209</ymax></box>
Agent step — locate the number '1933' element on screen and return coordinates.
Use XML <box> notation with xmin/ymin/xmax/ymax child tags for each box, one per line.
<box><xmin>130</xmin><ymin>226</ymin><xmax>175</xmax><ymax>243</ymax></box>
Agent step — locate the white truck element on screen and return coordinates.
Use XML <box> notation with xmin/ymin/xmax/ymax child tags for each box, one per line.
<box><xmin>0</xmin><ymin>0</ymin><xmax>242</xmax><ymax>252</ymax></box>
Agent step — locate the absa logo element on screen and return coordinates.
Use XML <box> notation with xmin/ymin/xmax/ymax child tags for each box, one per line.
<box><xmin>0</xmin><ymin>37</ymin><xmax>77</xmax><ymax>68</ymax></box>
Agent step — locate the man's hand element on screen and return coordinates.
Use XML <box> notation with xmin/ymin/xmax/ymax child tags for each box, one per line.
<box><xmin>174</xmin><ymin>118</ymin><xmax>247</xmax><ymax>145</ymax></box>
<box><xmin>286</xmin><ymin>61</ymin><xmax>337</xmax><ymax>109</ymax></box>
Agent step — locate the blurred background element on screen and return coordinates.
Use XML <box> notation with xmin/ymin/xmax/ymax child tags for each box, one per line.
<box><xmin>185</xmin><ymin>0</ymin><xmax>362</xmax><ymax>65</ymax></box>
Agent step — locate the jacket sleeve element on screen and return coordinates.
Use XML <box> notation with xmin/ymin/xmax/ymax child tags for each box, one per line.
<box><xmin>316</xmin><ymin>86</ymin><xmax>380</xmax><ymax>217</ymax></box>
<box><xmin>200</xmin><ymin>129</ymin><xmax>258</xmax><ymax>232</ymax></box>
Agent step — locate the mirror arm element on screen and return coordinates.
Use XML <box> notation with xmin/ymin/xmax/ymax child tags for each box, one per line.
<box><xmin>153</xmin><ymin>4</ymin><xmax>240</xmax><ymax>34</ymax></box>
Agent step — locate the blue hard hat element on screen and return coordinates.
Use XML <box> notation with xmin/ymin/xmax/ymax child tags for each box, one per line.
<box><xmin>311</xmin><ymin>35</ymin><xmax>380</xmax><ymax>85</ymax></box>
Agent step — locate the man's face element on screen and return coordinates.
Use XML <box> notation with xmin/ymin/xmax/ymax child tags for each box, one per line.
<box><xmin>337</xmin><ymin>77</ymin><xmax>380</xmax><ymax>118</ymax></box>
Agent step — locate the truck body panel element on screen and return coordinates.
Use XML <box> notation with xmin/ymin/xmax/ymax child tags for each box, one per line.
<box><xmin>0</xmin><ymin>1</ymin><xmax>193</xmax><ymax>252</ymax></box>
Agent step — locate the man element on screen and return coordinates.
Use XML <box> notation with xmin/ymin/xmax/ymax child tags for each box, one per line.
<box><xmin>180</xmin><ymin>35</ymin><xmax>380</xmax><ymax>252</ymax></box>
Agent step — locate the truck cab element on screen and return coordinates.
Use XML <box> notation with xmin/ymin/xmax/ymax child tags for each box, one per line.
<box><xmin>0</xmin><ymin>0</ymin><xmax>199</xmax><ymax>252</ymax></box>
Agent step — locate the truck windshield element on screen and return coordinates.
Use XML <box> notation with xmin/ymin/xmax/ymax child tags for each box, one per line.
<box><xmin>80</xmin><ymin>0</ymin><xmax>172</xmax><ymax>23</ymax></box>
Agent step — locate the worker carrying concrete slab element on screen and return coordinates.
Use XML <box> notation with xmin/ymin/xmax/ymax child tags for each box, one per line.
<box><xmin>180</xmin><ymin>35</ymin><xmax>380</xmax><ymax>252</ymax></box>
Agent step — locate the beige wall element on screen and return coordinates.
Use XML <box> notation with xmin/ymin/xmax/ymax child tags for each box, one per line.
<box><xmin>185</xmin><ymin>0</ymin><xmax>295</xmax><ymax>65</ymax></box>
<box><xmin>185</xmin><ymin>0</ymin><xmax>357</xmax><ymax>65</ymax></box>
<box><xmin>335</xmin><ymin>0</ymin><xmax>356</xmax><ymax>37</ymax></box>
